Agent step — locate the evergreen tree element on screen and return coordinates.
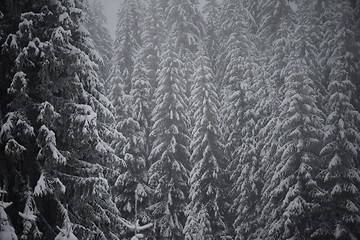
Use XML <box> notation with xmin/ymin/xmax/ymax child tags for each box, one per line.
<box><xmin>215</xmin><ymin>4</ymin><xmax>267</xmax><ymax>238</ymax></box>
<box><xmin>131</xmin><ymin>58</ymin><xmax>153</xmax><ymax>156</ymax></box>
<box><xmin>258</xmin><ymin>0</ymin><xmax>294</xmax><ymax>47</ymax></box>
<box><xmin>86</xmin><ymin>0</ymin><xmax>114</xmax><ymax>85</ymax></box>
<box><xmin>314</xmin><ymin>45</ymin><xmax>360</xmax><ymax>240</ymax></box>
<box><xmin>320</xmin><ymin>0</ymin><xmax>359</xmax><ymax>110</ymax></box>
<box><xmin>1</xmin><ymin>0</ymin><xmax>123</xmax><ymax>238</ymax></box>
<box><xmin>202</xmin><ymin>0</ymin><xmax>220</xmax><ymax>77</ymax></box>
<box><xmin>259</xmin><ymin>38</ymin><xmax>325</xmax><ymax>239</ymax></box>
<box><xmin>254</xmin><ymin>4</ymin><xmax>295</xmax><ymax>219</ymax></box>
<box><xmin>113</xmin><ymin>0</ymin><xmax>143</xmax><ymax>94</ymax></box>
<box><xmin>165</xmin><ymin>0</ymin><xmax>205</xmax><ymax>56</ymax></box>
<box><xmin>218</xmin><ymin>0</ymin><xmax>256</xmax><ymax>154</ymax></box>
<box><xmin>114</xmin><ymin>115</ymin><xmax>150</xmax><ymax>238</ymax></box>
<box><xmin>107</xmin><ymin>60</ymin><xmax>125</xmax><ymax>116</ymax></box>
<box><xmin>228</xmin><ymin>60</ymin><xmax>265</xmax><ymax>240</ymax></box>
<box><xmin>242</xmin><ymin>0</ymin><xmax>262</xmax><ymax>35</ymax></box>
<box><xmin>184</xmin><ymin>49</ymin><xmax>227</xmax><ymax>240</ymax></box>
<box><xmin>148</xmin><ymin>37</ymin><xmax>191</xmax><ymax>239</ymax></box>
<box><xmin>139</xmin><ymin>0</ymin><xmax>166</xmax><ymax>90</ymax></box>
<box><xmin>313</xmin><ymin>1</ymin><xmax>360</xmax><ymax>238</ymax></box>
<box><xmin>114</xmin><ymin>58</ymin><xmax>153</xmax><ymax>234</ymax></box>
<box><xmin>165</xmin><ymin>0</ymin><xmax>205</xmax><ymax>96</ymax></box>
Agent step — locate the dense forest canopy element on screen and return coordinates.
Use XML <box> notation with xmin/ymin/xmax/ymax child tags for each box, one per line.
<box><xmin>0</xmin><ymin>0</ymin><xmax>359</xmax><ymax>239</ymax></box>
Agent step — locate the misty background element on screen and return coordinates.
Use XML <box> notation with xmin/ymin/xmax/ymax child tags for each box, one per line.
<box><xmin>101</xmin><ymin>0</ymin><xmax>207</xmax><ymax>38</ymax></box>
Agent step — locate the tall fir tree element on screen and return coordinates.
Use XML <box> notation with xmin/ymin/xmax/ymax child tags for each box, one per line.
<box><xmin>114</xmin><ymin>115</ymin><xmax>151</xmax><ymax>238</ymax></box>
<box><xmin>202</xmin><ymin>0</ymin><xmax>220</xmax><ymax>81</ymax></box>
<box><xmin>165</xmin><ymin>0</ymin><xmax>205</xmax><ymax>96</ymax></box>
<box><xmin>320</xmin><ymin>0</ymin><xmax>360</xmax><ymax>110</ymax></box>
<box><xmin>184</xmin><ymin>49</ymin><xmax>228</xmax><ymax>240</ymax></box>
<box><xmin>258</xmin><ymin>33</ymin><xmax>325</xmax><ymax>239</ymax></box>
<box><xmin>313</xmin><ymin>1</ymin><xmax>360</xmax><ymax>239</ymax></box>
<box><xmin>113</xmin><ymin>0</ymin><xmax>143</xmax><ymax>94</ymax></box>
<box><xmin>228</xmin><ymin>60</ymin><xmax>264</xmax><ymax>240</ymax></box>
<box><xmin>107</xmin><ymin>0</ymin><xmax>144</xmax><ymax>164</ymax></box>
<box><xmin>148</xmin><ymin>36</ymin><xmax>191</xmax><ymax>239</ymax></box>
<box><xmin>255</xmin><ymin>2</ymin><xmax>295</xmax><ymax>213</ymax></box>
<box><xmin>257</xmin><ymin>0</ymin><xmax>294</xmax><ymax>47</ymax></box>
<box><xmin>86</xmin><ymin>0</ymin><xmax>114</xmax><ymax>86</ymax></box>
<box><xmin>217</xmin><ymin>0</ymin><xmax>256</xmax><ymax>155</ymax></box>
<box><xmin>138</xmin><ymin>0</ymin><xmax>166</xmax><ymax>91</ymax></box>
<box><xmin>314</xmin><ymin>43</ymin><xmax>360</xmax><ymax>240</ymax></box>
<box><xmin>1</xmin><ymin>0</ymin><xmax>123</xmax><ymax>238</ymax></box>
<box><xmin>131</xmin><ymin>58</ymin><xmax>153</xmax><ymax>157</ymax></box>
<box><xmin>165</xmin><ymin>0</ymin><xmax>205</xmax><ymax>56</ymax></box>
<box><xmin>113</xmin><ymin>57</ymin><xmax>153</xmax><ymax>235</ymax></box>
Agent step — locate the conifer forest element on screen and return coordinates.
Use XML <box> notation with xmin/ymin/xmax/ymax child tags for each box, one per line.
<box><xmin>0</xmin><ymin>0</ymin><xmax>360</xmax><ymax>239</ymax></box>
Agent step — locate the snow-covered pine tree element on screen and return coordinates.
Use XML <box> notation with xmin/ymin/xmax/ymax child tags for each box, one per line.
<box><xmin>184</xmin><ymin>48</ymin><xmax>228</xmax><ymax>240</ymax></box>
<box><xmin>131</xmin><ymin>58</ymin><xmax>152</xmax><ymax>158</ymax></box>
<box><xmin>213</xmin><ymin>4</ymin><xmax>268</xmax><ymax>238</ymax></box>
<box><xmin>254</xmin><ymin>3</ymin><xmax>295</xmax><ymax>214</ymax></box>
<box><xmin>227</xmin><ymin>59</ymin><xmax>264</xmax><ymax>240</ymax></box>
<box><xmin>165</xmin><ymin>0</ymin><xmax>205</xmax><ymax>56</ymax></box>
<box><xmin>257</xmin><ymin>0</ymin><xmax>295</xmax><ymax>47</ymax></box>
<box><xmin>258</xmin><ymin>34</ymin><xmax>325</xmax><ymax>239</ymax></box>
<box><xmin>138</xmin><ymin>0</ymin><xmax>166</xmax><ymax>90</ymax></box>
<box><xmin>254</xmin><ymin>6</ymin><xmax>325</xmax><ymax>239</ymax></box>
<box><xmin>86</xmin><ymin>0</ymin><xmax>114</xmax><ymax>86</ymax></box>
<box><xmin>217</xmin><ymin>0</ymin><xmax>256</xmax><ymax>156</ymax></box>
<box><xmin>1</xmin><ymin>0</ymin><xmax>123</xmax><ymax>238</ymax></box>
<box><xmin>252</xmin><ymin>0</ymin><xmax>295</xmax><ymax>138</ymax></box>
<box><xmin>314</xmin><ymin>44</ymin><xmax>360</xmax><ymax>240</ymax></box>
<box><xmin>242</xmin><ymin>0</ymin><xmax>262</xmax><ymax>35</ymax></box>
<box><xmin>114</xmin><ymin>114</ymin><xmax>151</xmax><ymax>238</ymax></box>
<box><xmin>312</xmin><ymin>1</ymin><xmax>360</xmax><ymax>238</ymax></box>
<box><xmin>319</xmin><ymin>0</ymin><xmax>360</xmax><ymax>111</ymax></box>
<box><xmin>296</xmin><ymin>0</ymin><xmax>324</xmax><ymax>88</ymax></box>
<box><xmin>202</xmin><ymin>0</ymin><xmax>220</xmax><ymax>84</ymax></box>
<box><xmin>165</xmin><ymin>0</ymin><xmax>205</xmax><ymax>97</ymax></box>
<box><xmin>106</xmin><ymin>60</ymin><xmax>127</xmax><ymax>122</ymax></box>
<box><xmin>113</xmin><ymin>0</ymin><xmax>143</xmax><ymax>94</ymax></box>
<box><xmin>113</xmin><ymin>9</ymin><xmax>165</xmax><ymax>230</ymax></box>
<box><xmin>148</xmin><ymin>36</ymin><xmax>191</xmax><ymax>239</ymax></box>
<box><xmin>114</xmin><ymin>57</ymin><xmax>152</xmax><ymax>235</ymax></box>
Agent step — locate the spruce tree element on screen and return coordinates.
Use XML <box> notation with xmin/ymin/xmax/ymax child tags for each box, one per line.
<box><xmin>131</xmin><ymin>58</ymin><xmax>152</xmax><ymax>155</ymax></box>
<box><xmin>165</xmin><ymin>0</ymin><xmax>205</xmax><ymax>96</ymax></box>
<box><xmin>228</xmin><ymin>61</ymin><xmax>265</xmax><ymax>240</ymax></box>
<box><xmin>217</xmin><ymin>0</ymin><xmax>256</xmax><ymax>155</ymax></box>
<box><xmin>184</xmin><ymin>49</ymin><xmax>227</xmax><ymax>240</ymax></box>
<box><xmin>148</xmin><ymin>36</ymin><xmax>191</xmax><ymax>239</ymax></box>
<box><xmin>320</xmin><ymin>0</ymin><xmax>359</xmax><ymax>110</ymax></box>
<box><xmin>114</xmin><ymin>115</ymin><xmax>150</xmax><ymax>238</ymax></box>
<box><xmin>165</xmin><ymin>0</ymin><xmax>205</xmax><ymax>56</ymax></box>
<box><xmin>258</xmin><ymin>0</ymin><xmax>294</xmax><ymax>47</ymax></box>
<box><xmin>254</xmin><ymin>5</ymin><xmax>295</xmax><ymax>224</ymax></box>
<box><xmin>86</xmin><ymin>0</ymin><xmax>114</xmax><ymax>85</ymax></box>
<box><xmin>313</xmin><ymin>1</ymin><xmax>360</xmax><ymax>238</ymax></box>
<box><xmin>113</xmin><ymin>0</ymin><xmax>143</xmax><ymax>94</ymax></box>
<box><xmin>139</xmin><ymin>0</ymin><xmax>166</xmax><ymax>90</ymax></box>
<box><xmin>314</xmin><ymin>47</ymin><xmax>360</xmax><ymax>240</ymax></box>
<box><xmin>1</xmin><ymin>0</ymin><xmax>123</xmax><ymax>238</ymax></box>
<box><xmin>259</xmin><ymin>39</ymin><xmax>325</xmax><ymax>239</ymax></box>
<box><xmin>202</xmin><ymin>0</ymin><xmax>220</xmax><ymax>79</ymax></box>
<box><xmin>114</xmin><ymin>58</ymin><xmax>153</xmax><ymax>234</ymax></box>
